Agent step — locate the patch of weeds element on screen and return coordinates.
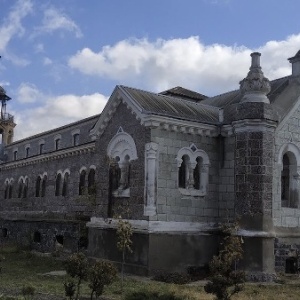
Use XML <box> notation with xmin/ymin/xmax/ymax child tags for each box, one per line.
<box><xmin>152</xmin><ymin>271</ymin><xmax>191</xmax><ymax>285</ymax></box>
<box><xmin>124</xmin><ymin>290</ymin><xmax>189</xmax><ymax>300</ymax></box>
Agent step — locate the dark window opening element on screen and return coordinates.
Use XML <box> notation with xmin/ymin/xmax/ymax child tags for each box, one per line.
<box><xmin>35</xmin><ymin>176</ymin><xmax>41</xmax><ymax>197</ymax></box>
<box><xmin>88</xmin><ymin>169</ymin><xmax>96</xmax><ymax>195</ymax></box>
<box><xmin>55</xmin><ymin>139</ymin><xmax>61</xmax><ymax>150</ymax></box>
<box><xmin>25</xmin><ymin>147</ymin><xmax>30</xmax><ymax>158</ymax></box>
<box><xmin>39</xmin><ymin>143</ymin><xmax>44</xmax><ymax>154</ymax></box>
<box><xmin>18</xmin><ymin>180</ymin><xmax>23</xmax><ymax>198</ymax></box>
<box><xmin>73</xmin><ymin>134</ymin><xmax>79</xmax><ymax>146</ymax></box>
<box><xmin>23</xmin><ymin>180</ymin><xmax>28</xmax><ymax>198</ymax></box>
<box><xmin>62</xmin><ymin>173</ymin><xmax>69</xmax><ymax>197</ymax></box>
<box><xmin>4</xmin><ymin>185</ymin><xmax>8</xmax><ymax>199</ymax></box>
<box><xmin>13</xmin><ymin>151</ymin><xmax>17</xmax><ymax>161</ymax></box>
<box><xmin>286</xmin><ymin>257</ymin><xmax>298</xmax><ymax>274</ymax></box>
<box><xmin>179</xmin><ymin>155</ymin><xmax>189</xmax><ymax>188</ymax></box>
<box><xmin>41</xmin><ymin>176</ymin><xmax>47</xmax><ymax>197</ymax></box>
<box><xmin>33</xmin><ymin>231</ymin><xmax>41</xmax><ymax>243</ymax></box>
<box><xmin>55</xmin><ymin>173</ymin><xmax>62</xmax><ymax>196</ymax></box>
<box><xmin>79</xmin><ymin>170</ymin><xmax>86</xmax><ymax>195</ymax></box>
<box><xmin>8</xmin><ymin>185</ymin><xmax>13</xmax><ymax>199</ymax></box>
<box><xmin>56</xmin><ymin>235</ymin><xmax>64</xmax><ymax>246</ymax></box>
<box><xmin>2</xmin><ymin>228</ymin><xmax>8</xmax><ymax>238</ymax></box>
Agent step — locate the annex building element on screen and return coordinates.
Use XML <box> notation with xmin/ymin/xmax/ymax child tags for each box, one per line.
<box><xmin>1</xmin><ymin>51</ymin><xmax>300</xmax><ymax>280</ymax></box>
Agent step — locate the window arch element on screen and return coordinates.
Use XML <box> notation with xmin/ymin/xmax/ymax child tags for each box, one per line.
<box><xmin>4</xmin><ymin>180</ymin><xmax>9</xmax><ymax>199</ymax></box>
<box><xmin>55</xmin><ymin>173</ymin><xmax>62</xmax><ymax>196</ymax></box>
<box><xmin>278</xmin><ymin>143</ymin><xmax>300</xmax><ymax>208</ymax></box>
<box><xmin>54</xmin><ymin>134</ymin><xmax>62</xmax><ymax>150</ymax></box>
<box><xmin>8</xmin><ymin>180</ymin><xmax>13</xmax><ymax>199</ymax></box>
<box><xmin>107</xmin><ymin>129</ymin><xmax>137</xmax><ymax>197</ymax></box>
<box><xmin>176</xmin><ymin>144</ymin><xmax>210</xmax><ymax>196</ymax></box>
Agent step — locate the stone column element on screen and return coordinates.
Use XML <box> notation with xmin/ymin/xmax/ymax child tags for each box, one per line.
<box><xmin>233</xmin><ymin>52</ymin><xmax>278</xmax><ymax>281</ymax></box>
<box><xmin>144</xmin><ymin>142</ymin><xmax>158</xmax><ymax>216</ymax></box>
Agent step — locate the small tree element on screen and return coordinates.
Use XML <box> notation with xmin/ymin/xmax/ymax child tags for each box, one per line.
<box><xmin>116</xmin><ymin>216</ymin><xmax>133</xmax><ymax>291</ymax></box>
<box><xmin>204</xmin><ymin>223</ymin><xmax>245</xmax><ymax>300</ymax></box>
<box><xmin>65</xmin><ymin>252</ymin><xmax>88</xmax><ymax>300</ymax></box>
<box><xmin>64</xmin><ymin>280</ymin><xmax>76</xmax><ymax>300</ymax></box>
<box><xmin>88</xmin><ymin>260</ymin><xmax>118</xmax><ymax>299</ymax></box>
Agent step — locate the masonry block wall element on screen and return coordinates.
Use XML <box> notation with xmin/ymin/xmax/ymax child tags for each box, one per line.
<box><xmin>95</xmin><ymin>102</ymin><xmax>151</xmax><ymax>220</ymax></box>
<box><xmin>151</xmin><ymin>128</ymin><xmax>219</xmax><ymax>223</ymax></box>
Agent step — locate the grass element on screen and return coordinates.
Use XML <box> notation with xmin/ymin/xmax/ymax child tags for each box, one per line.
<box><xmin>0</xmin><ymin>246</ymin><xmax>300</xmax><ymax>299</ymax></box>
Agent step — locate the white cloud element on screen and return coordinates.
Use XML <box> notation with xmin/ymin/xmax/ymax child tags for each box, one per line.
<box><xmin>68</xmin><ymin>35</ymin><xmax>300</xmax><ymax>96</ymax></box>
<box><xmin>34</xmin><ymin>7</ymin><xmax>82</xmax><ymax>38</ymax></box>
<box><xmin>0</xmin><ymin>0</ymin><xmax>33</xmax><ymax>61</ymax></box>
<box><xmin>43</xmin><ymin>57</ymin><xmax>53</xmax><ymax>65</ymax></box>
<box><xmin>35</xmin><ymin>43</ymin><xmax>44</xmax><ymax>53</ymax></box>
<box><xmin>13</xmin><ymin>90</ymin><xmax>108</xmax><ymax>140</ymax></box>
<box><xmin>16</xmin><ymin>83</ymin><xmax>42</xmax><ymax>103</ymax></box>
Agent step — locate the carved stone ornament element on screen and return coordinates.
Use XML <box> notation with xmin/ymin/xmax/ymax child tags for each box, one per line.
<box><xmin>240</xmin><ymin>52</ymin><xmax>271</xmax><ymax>103</ymax></box>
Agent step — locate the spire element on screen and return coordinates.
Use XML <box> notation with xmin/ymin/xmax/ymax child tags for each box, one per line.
<box><xmin>240</xmin><ymin>52</ymin><xmax>271</xmax><ymax>103</ymax></box>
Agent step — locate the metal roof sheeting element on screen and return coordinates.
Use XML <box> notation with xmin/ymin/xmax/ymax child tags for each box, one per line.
<box><xmin>119</xmin><ymin>85</ymin><xmax>220</xmax><ymax>124</ymax></box>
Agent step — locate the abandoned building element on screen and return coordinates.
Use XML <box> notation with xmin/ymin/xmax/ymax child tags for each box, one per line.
<box><xmin>1</xmin><ymin>50</ymin><xmax>300</xmax><ymax>280</ymax></box>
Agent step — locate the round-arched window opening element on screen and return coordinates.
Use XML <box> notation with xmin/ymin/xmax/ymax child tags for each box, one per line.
<box><xmin>33</xmin><ymin>231</ymin><xmax>41</xmax><ymax>243</ymax></box>
<box><xmin>2</xmin><ymin>228</ymin><xmax>8</xmax><ymax>238</ymax></box>
<box><xmin>56</xmin><ymin>235</ymin><xmax>64</xmax><ymax>246</ymax></box>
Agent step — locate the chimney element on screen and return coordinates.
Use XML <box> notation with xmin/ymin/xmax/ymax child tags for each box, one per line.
<box><xmin>288</xmin><ymin>50</ymin><xmax>300</xmax><ymax>76</ymax></box>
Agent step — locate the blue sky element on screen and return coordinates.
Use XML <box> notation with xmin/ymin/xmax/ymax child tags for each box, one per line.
<box><xmin>1</xmin><ymin>0</ymin><xmax>300</xmax><ymax>139</ymax></box>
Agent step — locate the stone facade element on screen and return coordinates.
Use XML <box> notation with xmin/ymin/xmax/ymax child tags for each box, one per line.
<box><xmin>1</xmin><ymin>51</ymin><xmax>300</xmax><ymax>279</ymax></box>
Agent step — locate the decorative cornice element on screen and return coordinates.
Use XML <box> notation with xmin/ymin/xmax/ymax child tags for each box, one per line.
<box><xmin>232</xmin><ymin>119</ymin><xmax>277</xmax><ymax>133</ymax></box>
<box><xmin>0</xmin><ymin>143</ymin><xmax>95</xmax><ymax>170</ymax></box>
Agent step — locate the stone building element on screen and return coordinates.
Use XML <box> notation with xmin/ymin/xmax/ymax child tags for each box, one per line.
<box><xmin>1</xmin><ymin>51</ymin><xmax>300</xmax><ymax>280</ymax></box>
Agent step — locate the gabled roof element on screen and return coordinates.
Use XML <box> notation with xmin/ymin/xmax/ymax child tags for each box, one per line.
<box><xmin>90</xmin><ymin>85</ymin><xmax>220</xmax><ymax>138</ymax></box>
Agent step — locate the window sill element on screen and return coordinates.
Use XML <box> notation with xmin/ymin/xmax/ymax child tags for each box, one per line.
<box><xmin>178</xmin><ymin>188</ymin><xmax>206</xmax><ymax>197</ymax></box>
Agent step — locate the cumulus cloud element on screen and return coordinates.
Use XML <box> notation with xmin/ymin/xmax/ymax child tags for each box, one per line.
<box><xmin>69</xmin><ymin>35</ymin><xmax>300</xmax><ymax>96</ymax></box>
<box><xmin>43</xmin><ymin>57</ymin><xmax>52</xmax><ymax>65</ymax></box>
<box><xmin>34</xmin><ymin>7</ymin><xmax>82</xmax><ymax>38</ymax></box>
<box><xmin>0</xmin><ymin>0</ymin><xmax>33</xmax><ymax>53</ymax></box>
<box><xmin>13</xmin><ymin>90</ymin><xmax>108</xmax><ymax>140</ymax></box>
<box><xmin>16</xmin><ymin>83</ymin><xmax>42</xmax><ymax>103</ymax></box>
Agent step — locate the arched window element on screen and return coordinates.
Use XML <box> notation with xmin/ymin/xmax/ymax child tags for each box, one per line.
<box><xmin>88</xmin><ymin>168</ymin><xmax>96</xmax><ymax>195</ymax></box>
<box><xmin>35</xmin><ymin>176</ymin><xmax>41</xmax><ymax>197</ymax></box>
<box><xmin>55</xmin><ymin>173</ymin><xmax>62</xmax><ymax>196</ymax></box>
<box><xmin>8</xmin><ymin>183</ymin><xmax>13</xmax><ymax>199</ymax></box>
<box><xmin>41</xmin><ymin>175</ymin><xmax>47</xmax><ymax>197</ymax></box>
<box><xmin>62</xmin><ymin>173</ymin><xmax>69</xmax><ymax>197</ymax></box>
<box><xmin>281</xmin><ymin>152</ymin><xmax>298</xmax><ymax>208</ymax></box>
<box><xmin>178</xmin><ymin>155</ymin><xmax>189</xmax><ymax>188</ymax></box>
<box><xmin>107</xmin><ymin>128</ymin><xmax>138</xmax><ymax>197</ymax></box>
<box><xmin>4</xmin><ymin>182</ymin><xmax>9</xmax><ymax>199</ymax></box>
<box><xmin>23</xmin><ymin>178</ymin><xmax>28</xmax><ymax>198</ymax></box>
<box><xmin>79</xmin><ymin>170</ymin><xmax>86</xmax><ymax>195</ymax></box>
<box><xmin>18</xmin><ymin>178</ymin><xmax>24</xmax><ymax>198</ymax></box>
<box><xmin>176</xmin><ymin>144</ymin><xmax>210</xmax><ymax>196</ymax></box>
<box><xmin>73</xmin><ymin>133</ymin><xmax>80</xmax><ymax>146</ymax></box>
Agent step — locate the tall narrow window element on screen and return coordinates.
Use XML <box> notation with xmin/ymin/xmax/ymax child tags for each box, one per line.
<box><xmin>35</xmin><ymin>176</ymin><xmax>41</xmax><ymax>197</ymax></box>
<box><xmin>88</xmin><ymin>169</ymin><xmax>96</xmax><ymax>195</ymax></box>
<box><xmin>178</xmin><ymin>155</ymin><xmax>189</xmax><ymax>188</ymax></box>
<box><xmin>41</xmin><ymin>175</ymin><xmax>47</xmax><ymax>197</ymax></box>
<box><xmin>39</xmin><ymin>143</ymin><xmax>44</xmax><ymax>154</ymax></box>
<box><xmin>25</xmin><ymin>147</ymin><xmax>30</xmax><ymax>158</ymax></box>
<box><xmin>55</xmin><ymin>173</ymin><xmax>62</xmax><ymax>196</ymax></box>
<box><xmin>23</xmin><ymin>178</ymin><xmax>28</xmax><ymax>198</ymax></box>
<box><xmin>8</xmin><ymin>184</ymin><xmax>13</xmax><ymax>199</ymax></box>
<box><xmin>13</xmin><ymin>150</ymin><xmax>18</xmax><ymax>161</ymax></box>
<box><xmin>73</xmin><ymin>133</ymin><xmax>80</xmax><ymax>146</ymax></box>
<box><xmin>62</xmin><ymin>173</ymin><xmax>69</xmax><ymax>197</ymax></box>
<box><xmin>4</xmin><ymin>183</ymin><xmax>8</xmax><ymax>199</ymax></box>
<box><xmin>79</xmin><ymin>170</ymin><xmax>86</xmax><ymax>195</ymax></box>
<box><xmin>18</xmin><ymin>179</ymin><xmax>24</xmax><ymax>198</ymax></box>
<box><xmin>55</xmin><ymin>138</ymin><xmax>61</xmax><ymax>150</ymax></box>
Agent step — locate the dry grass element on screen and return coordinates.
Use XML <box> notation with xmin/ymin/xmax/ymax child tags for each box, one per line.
<box><xmin>0</xmin><ymin>246</ymin><xmax>300</xmax><ymax>299</ymax></box>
